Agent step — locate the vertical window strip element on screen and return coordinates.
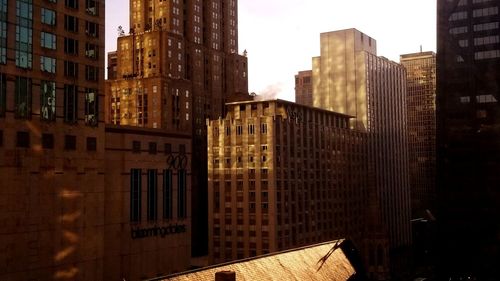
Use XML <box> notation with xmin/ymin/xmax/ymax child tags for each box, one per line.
<box><xmin>130</xmin><ymin>169</ymin><xmax>142</xmax><ymax>222</ymax></box>
<box><xmin>163</xmin><ymin>169</ymin><xmax>172</xmax><ymax>219</ymax></box>
<box><xmin>147</xmin><ymin>169</ymin><xmax>158</xmax><ymax>221</ymax></box>
<box><xmin>178</xmin><ymin>169</ymin><xmax>186</xmax><ymax>218</ymax></box>
<box><xmin>0</xmin><ymin>73</ymin><xmax>5</xmax><ymax>117</ymax></box>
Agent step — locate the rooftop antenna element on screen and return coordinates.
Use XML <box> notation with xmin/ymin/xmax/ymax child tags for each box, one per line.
<box><xmin>420</xmin><ymin>45</ymin><xmax>423</xmax><ymax>53</ymax></box>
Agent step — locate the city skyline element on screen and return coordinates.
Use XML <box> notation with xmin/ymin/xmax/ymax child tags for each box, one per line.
<box><xmin>106</xmin><ymin>0</ymin><xmax>437</xmax><ymax>100</ymax></box>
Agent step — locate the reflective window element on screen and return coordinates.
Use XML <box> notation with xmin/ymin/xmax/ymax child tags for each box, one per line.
<box><xmin>41</xmin><ymin>31</ymin><xmax>56</xmax><ymax>49</ymax></box>
<box><xmin>15</xmin><ymin>76</ymin><xmax>32</xmax><ymax>119</ymax></box>
<box><xmin>40</xmin><ymin>81</ymin><xmax>56</xmax><ymax>121</ymax></box>
<box><xmin>41</xmin><ymin>8</ymin><xmax>56</xmax><ymax>25</ymax></box>
<box><xmin>84</xmin><ymin>88</ymin><xmax>98</xmax><ymax>126</ymax></box>
<box><xmin>86</xmin><ymin>0</ymin><xmax>98</xmax><ymax>16</ymax></box>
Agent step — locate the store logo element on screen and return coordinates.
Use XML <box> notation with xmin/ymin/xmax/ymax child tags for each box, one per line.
<box><xmin>131</xmin><ymin>224</ymin><xmax>187</xmax><ymax>239</ymax></box>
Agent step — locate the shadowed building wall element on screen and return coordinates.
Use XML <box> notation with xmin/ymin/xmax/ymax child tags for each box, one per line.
<box><xmin>0</xmin><ymin>0</ymin><xmax>105</xmax><ymax>279</ymax></box>
<box><xmin>437</xmin><ymin>0</ymin><xmax>500</xmax><ymax>278</ymax></box>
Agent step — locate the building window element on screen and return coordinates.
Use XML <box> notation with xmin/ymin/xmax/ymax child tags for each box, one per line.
<box><xmin>85</xmin><ymin>65</ymin><xmax>98</xmax><ymax>81</ymax></box>
<box><xmin>84</xmin><ymin>88</ymin><xmax>98</xmax><ymax>126</ymax></box>
<box><xmin>0</xmin><ymin>1</ymin><xmax>6</xmax><ymax>64</ymax></box>
<box><xmin>130</xmin><ymin>169</ymin><xmax>142</xmax><ymax>222</ymax></box>
<box><xmin>64</xmin><ymin>61</ymin><xmax>78</xmax><ymax>77</ymax></box>
<box><xmin>85</xmin><ymin>21</ymin><xmax>98</xmax><ymax>37</ymax></box>
<box><xmin>41</xmin><ymin>8</ymin><xmax>56</xmax><ymax>25</ymax></box>
<box><xmin>42</xmin><ymin>133</ymin><xmax>54</xmax><ymax>149</ymax></box>
<box><xmin>86</xmin><ymin>137</ymin><xmax>96</xmax><ymax>151</ymax></box>
<box><xmin>163</xmin><ymin>169</ymin><xmax>173</xmax><ymax>219</ymax></box>
<box><xmin>64</xmin><ymin>135</ymin><xmax>76</xmax><ymax>150</ymax></box>
<box><xmin>178</xmin><ymin>169</ymin><xmax>187</xmax><ymax>218</ymax></box>
<box><xmin>15</xmin><ymin>76</ymin><xmax>32</xmax><ymax>119</ymax></box>
<box><xmin>132</xmin><ymin>140</ymin><xmax>141</xmax><ymax>153</ymax></box>
<box><xmin>0</xmin><ymin>73</ymin><xmax>5</xmax><ymax>117</ymax></box>
<box><xmin>16</xmin><ymin>131</ymin><xmax>30</xmax><ymax>148</ymax></box>
<box><xmin>148</xmin><ymin>142</ymin><xmax>157</xmax><ymax>154</ymax></box>
<box><xmin>164</xmin><ymin>143</ymin><xmax>172</xmax><ymax>154</ymax></box>
<box><xmin>85</xmin><ymin>43</ymin><xmax>98</xmax><ymax>59</ymax></box>
<box><xmin>40</xmin><ymin>81</ymin><xmax>56</xmax><ymax>121</ymax></box>
<box><xmin>16</xmin><ymin>12</ymin><xmax>33</xmax><ymax>68</ymax></box>
<box><xmin>64</xmin><ymin>15</ymin><xmax>78</xmax><ymax>32</ymax></box>
<box><xmin>40</xmin><ymin>31</ymin><xmax>56</xmax><ymax>49</ymax></box>
<box><xmin>86</xmin><ymin>0</ymin><xmax>98</xmax><ymax>15</ymax></box>
<box><xmin>64</xmin><ymin>37</ymin><xmax>78</xmax><ymax>55</ymax></box>
<box><xmin>40</xmin><ymin>56</ymin><xmax>56</xmax><ymax>73</ymax></box>
<box><xmin>449</xmin><ymin>11</ymin><xmax>468</xmax><ymax>21</ymax></box>
<box><xmin>473</xmin><ymin>6</ymin><xmax>498</xmax><ymax>17</ymax></box>
<box><xmin>65</xmin><ymin>0</ymin><xmax>78</xmax><ymax>9</ymax></box>
<box><xmin>0</xmin><ymin>130</ymin><xmax>2</xmax><ymax>147</ymax></box>
<box><xmin>64</xmin><ymin>84</ymin><xmax>77</xmax><ymax>123</ymax></box>
<box><xmin>147</xmin><ymin>169</ymin><xmax>158</xmax><ymax>221</ymax></box>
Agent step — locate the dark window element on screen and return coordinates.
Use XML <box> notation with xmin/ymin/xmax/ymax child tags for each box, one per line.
<box><xmin>85</xmin><ymin>42</ymin><xmax>98</xmax><ymax>59</ymax></box>
<box><xmin>65</xmin><ymin>0</ymin><xmax>78</xmax><ymax>9</ymax></box>
<box><xmin>179</xmin><ymin>144</ymin><xmax>186</xmax><ymax>154</ymax></box>
<box><xmin>64</xmin><ymin>135</ymin><xmax>76</xmax><ymax>150</ymax></box>
<box><xmin>0</xmin><ymin>73</ymin><xmax>6</xmax><ymax>117</ymax></box>
<box><xmin>164</xmin><ymin>143</ymin><xmax>171</xmax><ymax>154</ymax></box>
<box><xmin>85</xmin><ymin>21</ymin><xmax>98</xmax><ymax>37</ymax></box>
<box><xmin>16</xmin><ymin>131</ymin><xmax>30</xmax><ymax>148</ymax></box>
<box><xmin>64</xmin><ymin>15</ymin><xmax>78</xmax><ymax>32</ymax></box>
<box><xmin>178</xmin><ymin>169</ymin><xmax>187</xmax><ymax>218</ymax></box>
<box><xmin>64</xmin><ymin>37</ymin><xmax>78</xmax><ymax>55</ymax></box>
<box><xmin>84</xmin><ymin>88</ymin><xmax>98</xmax><ymax>126</ymax></box>
<box><xmin>15</xmin><ymin>77</ymin><xmax>32</xmax><ymax>119</ymax></box>
<box><xmin>85</xmin><ymin>65</ymin><xmax>98</xmax><ymax>81</ymax></box>
<box><xmin>130</xmin><ymin>169</ymin><xmax>141</xmax><ymax>222</ymax></box>
<box><xmin>86</xmin><ymin>0</ymin><xmax>98</xmax><ymax>15</ymax></box>
<box><xmin>86</xmin><ymin>137</ymin><xmax>96</xmax><ymax>151</ymax></box>
<box><xmin>42</xmin><ymin>133</ymin><xmax>54</xmax><ymax>149</ymax></box>
<box><xmin>163</xmin><ymin>169</ymin><xmax>172</xmax><ymax>219</ymax></box>
<box><xmin>132</xmin><ymin>141</ymin><xmax>141</xmax><ymax>153</ymax></box>
<box><xmin>0</xmin><ymin>130</ymin><xmax>2</xmax><ymax>147</ymax></box>
<box><xmin>148</xmin><ymin>142</ymin><xmax>157</xmax><ymax>154</ymax></box>
<box><xmin>64</xmin><ymin>61</ymin><xmax>78</xmax><ymax>77</ymax></box>
<box><xmin>64</xmin><ymin>84</ymin><xmax>77</xmax><ymax>123</ymax></box>
<box><xmin>147</xmin><ymin>169</ymin><xmax>158</xmax><ymax>221</ymax></box>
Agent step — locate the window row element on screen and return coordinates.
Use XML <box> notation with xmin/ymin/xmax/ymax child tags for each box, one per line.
<box><xmin>130</xmin><ymin>169</ymin><xmax>187</xmax><ymax>222</ymax></box>
<box><xmin>65</xmin><ymin>0</ymin><xmax>99</xmax><ymax>16</ymax></box>
<box><xmin>0</xmin><ymin>74</ymin><xmax>98</xmax><ymax>125</ymax></box>
<box><xmin>0</xmin><ymin>130</ymin><xmax>97</xmax><ymax>151</ymax></box>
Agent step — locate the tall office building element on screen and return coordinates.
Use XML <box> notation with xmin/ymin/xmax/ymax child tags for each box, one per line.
<box><xmin>106</xmin><ymin>0</ymin><xmax>249</xmax><ymax>256</ymax></box>
<box><xmin>437</xmin><ymin>0</ymin><xmax>500</xmax><ymax>278</ymax></box>
<box><xmin>400</xmin><ymin>52</ymin><xmax>437</xmax><ymax>219</ymax></box>
<box><xmin>312</xmin><ymin>29</ymin><xmax>411</xmax><ymax>251</ymax></box>
<box><xmin>0</xmin><ymin>0</ymin><xmax>105</xmax><ymax>279</ymax></box>
<box><xmin>207</xmin><ymin>100</ymin><xmax>390</xmax><ymax>280</ymax></box>
<box><xmin>294</xmin><ymin>70</ymin><xmax>313</xmax><ymax>106</ymax></box>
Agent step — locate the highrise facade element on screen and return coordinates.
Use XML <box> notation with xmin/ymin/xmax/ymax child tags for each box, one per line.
<box><xmin>106</xmin><ymin>0</ymin><xmax>249</xmax><ymax>256</ymax></box>
<box><xmin>207</xmin><ymin>99</ymin><xmax>390</xmax><ymax>280</ymax></box>
<box><xmin>312</xmin><ymin>29</ymin><xmax>411</xmax><ymax>251</ymax></box>
<box><xmin>294</xmin><ymin>70</ymin><xmax>313</xmax><ymax>106</ymax></box>
<box><xmin>437</xmin><ymin>0</ymin><xmax>500</xmax><ymax>278</ymax></box>
<box><xmin>0</xmin><ymin>0</ymin><xmax>105</xmax><ymax>279</ymax></box>
<box><xmin>400</xmin><ymin>52</ymin><xmax>436</xmax><ymax>219</ymax></box>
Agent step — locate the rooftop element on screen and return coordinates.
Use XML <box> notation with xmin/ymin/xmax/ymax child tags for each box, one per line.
<box><xmin>148</xmin><ymin>240</ymin><xmax>361</xmax><ymax>281</ymax></box>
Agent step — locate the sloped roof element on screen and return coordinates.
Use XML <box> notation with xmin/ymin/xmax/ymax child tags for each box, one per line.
<box><xmin>153</xmin><ymin>240</ymin><xmax>356</xmax><ymax>281</ymax></box>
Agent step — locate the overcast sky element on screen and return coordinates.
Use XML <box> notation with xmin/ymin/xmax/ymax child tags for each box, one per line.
<box><xmin>106</xmin><ymin>0</ymin><xmax>436</xmax><ymax>101</ymax></box>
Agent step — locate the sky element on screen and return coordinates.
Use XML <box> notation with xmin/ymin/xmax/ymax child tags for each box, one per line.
<box><xmin>106</xmin><ymin>0</ymin><xmax>437</xmax><ymax>101</ymax></box>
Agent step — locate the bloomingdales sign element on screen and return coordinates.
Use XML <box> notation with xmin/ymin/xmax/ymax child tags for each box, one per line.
<box><xmin>131</xmin><ymin>224</ymin><xmax>187</xmax><ymax>239</ymax></box>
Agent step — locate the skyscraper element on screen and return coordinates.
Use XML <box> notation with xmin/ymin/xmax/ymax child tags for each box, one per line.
<box><xmin>437</xmin><ymin>0</ymin><xmax>500</xmax><ymax>278</ymax></box>
<box><xmin>106</xmin><ymin>0</ymin><xmax>249</xmax><ymax>256</ymax></box>
<box><xmin>400</xmin><ymin>51</ymin><xmax>437</xmax><ymax>219</ymax></box>
<box><xmin>312</xmin><ymin>29</ymin><xmax>411</xmax><ymax>251</ymax></box>
<box><xmin>294</xmin><ymin>70</ymin><xmax>313</xmax><ymax>106</ymax></box>
<box><xmin>0</xmin><ymin>0</ymin><xmax>105</xmax><ymax>279</ymax></box>
<box><xmin>207</xmin><ymin>99</ymin><xmax>390</xmax><ymax>279</ymax></box>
